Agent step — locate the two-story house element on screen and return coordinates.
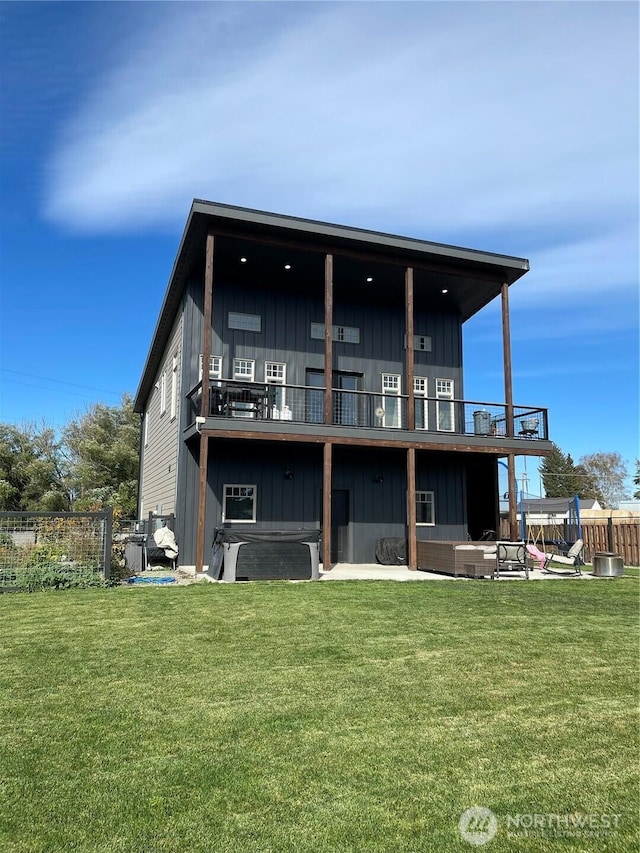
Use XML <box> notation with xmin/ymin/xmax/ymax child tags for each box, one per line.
<box><xmin>134</xmin><ymin>200</ymin><xmax>552</xmax><ymax>575</ymax></box>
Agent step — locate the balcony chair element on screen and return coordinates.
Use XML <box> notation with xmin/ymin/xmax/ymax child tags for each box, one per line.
<box><xmin>542</xmin><ymin>539</ymin><xmax>584</xmax><ymax>575</ymax></box>
<box><xmin>518</xmin><ymin>417</ymin><xmax>539</xmax><ymax>438</ymax></box>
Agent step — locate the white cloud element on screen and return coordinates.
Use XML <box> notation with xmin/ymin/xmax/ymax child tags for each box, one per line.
<box><xmin>44</xmin><ymin>1</ymin><xmax>638</xmax><ymax>248</ymax></box>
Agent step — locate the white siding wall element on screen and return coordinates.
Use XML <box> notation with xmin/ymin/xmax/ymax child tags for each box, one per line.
<box><xmin>140</xmin><ymin>311</ymin><xmax>183</xmax><ymax>518</ymax></box>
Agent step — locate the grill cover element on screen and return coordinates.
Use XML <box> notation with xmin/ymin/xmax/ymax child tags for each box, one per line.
<box><xmin>375</xmin><ymin>538</ymin><xmax>407</xmax><ymax>565</ymax></box>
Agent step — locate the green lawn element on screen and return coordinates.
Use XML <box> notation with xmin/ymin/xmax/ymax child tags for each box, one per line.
<box><xmin>1</xmin><ymin>577</ymin><xmax>638</xmax><ymax>853</ymax></box>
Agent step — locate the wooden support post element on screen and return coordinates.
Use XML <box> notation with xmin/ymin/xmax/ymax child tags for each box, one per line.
<box><xmin>195</xmin><ymin>231</ymin><xmax>215</xmax><ymax>574</ymax></box>
<box><xmin>407</xmin><ymin>447</ymin><xmax>417</xmax><ymax>569</ymax></box>
<box><xmin>501</xmin><ymin>281</ymin><xmax>514</xmax><ymax>438</ymax></box>
<box><xmin>200</xmin><ymin>233</ymin><xmax>214</xmax><ymax>419</ymax></box>
<box><xmin>323</xmin><ymin>442</ymin><xmax>332</xmax><ymax>571</ymax></box>
<box><xmin>502</xmin><ymin>282</ymin><xmax>519</xmax><ymax>541</ymax></box>
<box><xmin>507</xmin><ymin>453</ymin><xmax>519</xmax><ymax>541</ymax></box>
<box><xmin>405</xmin><ymin>267</ymin><xmax>415</xmax><ymax>431</ymax></box>
<box><xmin>195</xmin><ymin>435</ymin><xmax>210</xmax><ymax>573</ymax></box>
<box><xmin>324</xmin><ymin>254</ymin><xmax>333</xmax><ymax>425</ymax></box>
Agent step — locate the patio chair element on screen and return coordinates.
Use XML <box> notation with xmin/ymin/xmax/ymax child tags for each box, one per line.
<box><xmin>143</xmin><ymin>522</ymin><xmax>179</xmax><ymax>571</ymax></box>
<box><xmin>143</xmin><ymin>537</ymin><xmax>175</xmax><ymax>570</ymax></box>
<box><xmin>494</xmin><ymin>541</ymin><xmax>529</xmax><ymax>580</ymax></box>
<box><xmin>543</xmin><ymin>539</ymin><xmax>584</xmax><ymax>575</ymax></box>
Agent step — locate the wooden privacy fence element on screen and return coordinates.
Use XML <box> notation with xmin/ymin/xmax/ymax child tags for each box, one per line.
<box><xmin>500</xmin><ymin>519</ymin><xmax>640</xmax><ymax>566</ymax></box>
<box><xmin>581</xmin><ymin>522</ymin><xmax>639</xmax><ymax>567</ymax></box>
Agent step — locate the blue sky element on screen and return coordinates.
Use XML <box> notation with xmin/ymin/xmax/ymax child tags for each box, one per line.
<box><xmin>1</xmin><ymin>1</ymin><xmax>638</xmax><ymax>495</ymax></box>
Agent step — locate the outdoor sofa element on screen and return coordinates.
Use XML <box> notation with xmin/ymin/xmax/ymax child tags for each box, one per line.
<box><xmin>416</xmin><ymin>540</ymin><xmax>497</xmax><ymax>578</ymax></box>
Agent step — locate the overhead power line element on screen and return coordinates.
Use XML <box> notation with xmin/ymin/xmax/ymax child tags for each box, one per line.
<box><xmin>0</xmin><ymin>368</ymin><xmax>122</xmax><ymax>397</ymax></box>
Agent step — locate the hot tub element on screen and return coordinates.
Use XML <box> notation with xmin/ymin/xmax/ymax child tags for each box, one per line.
<box><xmin>209</xmin><ymin>529</ymin><xmax>321</xmax><ymax>581</ymax></box>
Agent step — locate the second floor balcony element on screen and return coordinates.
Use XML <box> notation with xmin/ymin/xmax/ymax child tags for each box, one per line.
<box><xmin>187</xmin><ymin>379</ymin><xmax>549</xmax><ymax>443</ymax></box>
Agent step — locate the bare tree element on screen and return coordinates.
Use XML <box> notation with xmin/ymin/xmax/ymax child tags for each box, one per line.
<box><xmin>578</xmin><ymin>452</ymin><xmax>629</xmax><ymax>509</ymax></box>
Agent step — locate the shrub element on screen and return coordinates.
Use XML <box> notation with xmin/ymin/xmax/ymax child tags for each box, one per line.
<box><xmin>2</xmin><ymin>563</ymin><xmax>109</xmax><ymax>593</ymax></box>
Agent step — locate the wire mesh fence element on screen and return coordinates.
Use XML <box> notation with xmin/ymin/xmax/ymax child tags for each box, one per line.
<box><xmin>0</xmin><ymin>510</ymin><xmax>113</xmax><ymax>591</ymax></box>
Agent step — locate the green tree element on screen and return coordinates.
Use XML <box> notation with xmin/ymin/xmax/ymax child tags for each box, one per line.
<box><xmin>540</xmin><ymin>443</ymin><xmax>601</xmax><ymax>500</ymax></box>
<box><xmin>0</xmin><ymin>423</ymin><xmax>69</xmax><ymax>510</ymax></box>
<box><xmin>633</xmin><ymin>460</ymin><xmax>640</xmax><ymax>500</ymax></box>
<box><xmin>63</xmin><ymin>394</ymin><xmax>140</xmax><ymax>518</ymax></box>
<box><xmin>579</xmin><ymin>451</ymin><xmax>629</xmax><ymax>509</ymax></box>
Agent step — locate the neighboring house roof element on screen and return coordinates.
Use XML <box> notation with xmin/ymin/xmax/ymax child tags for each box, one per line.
<box><xmin>618</xmin><ymin>501</ymin><xmax>640</xmax><ymax>512</ymax></box>
<box><xmin>521</xmin><ymin>498</ymin><xmax>601</xmax><ymax>514</ymax></box>
<box><xmin>134</xmin><ymin>199</ymin><xmax>530</xmax><ymax>412</ymax></box>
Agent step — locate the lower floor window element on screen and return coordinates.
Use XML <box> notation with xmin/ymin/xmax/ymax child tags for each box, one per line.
<box><xmin>416</xmin><ymin>490</ymin><xmax>435</xmax><ymax>525</ymax></box>
<box><xmin>223</xmin><ymin>484</ymin><xmax>256</xmax><ymax>522</ymax></box>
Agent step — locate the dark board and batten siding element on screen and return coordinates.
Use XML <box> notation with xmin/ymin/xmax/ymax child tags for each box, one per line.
<box><xmin>205</xmin><ymin>281</ymin><xmax>462</xmax><ymax>395</ymax></box>
<box><xmin>176</xmin><ymin>437</ymin><xmax>469</xmax><ymax>566</ymax></box>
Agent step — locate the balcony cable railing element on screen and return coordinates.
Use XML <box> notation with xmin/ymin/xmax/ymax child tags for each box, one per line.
<box><xmin>186</xmin><ymin>379</ymin><xmax>548</xmax><ymax>440</ymax></box>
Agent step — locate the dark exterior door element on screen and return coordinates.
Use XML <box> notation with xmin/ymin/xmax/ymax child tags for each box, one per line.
<box><xmin>333</xmin><ymin>371</ymin><xmax>364</xmax><ymax>426</ymax></box>
<box><xmin>319</xmin><ymin>488</ymin><xmax>350</xmax><ymax>564</ymax></box>
<box><xmin>331</xmin><ymin>489</ymin><xmax>349</xmax><ymax>563</ymax></box>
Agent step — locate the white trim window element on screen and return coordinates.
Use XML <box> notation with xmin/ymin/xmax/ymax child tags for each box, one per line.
<box><xmin>416</xmin><ymin>491</ymin><xmax>435</xmax><ymax>526</ymax></box>
<box><xmin>414</xmin><ymin>377</ymin><xmax>428</xmax><ymax>430</ymax></box>
<box><xmin>436</xmin><ymin>378</ymin><xmax>455</xmax><ymax>432</ymax></box>
<box><xmin>198</xmin><ymin>355</ymin><xmax>222</xmax><ymax>381</ymax></box>
<box><xmin>160</xmin><ymin>371</ymin><xmax>167</xmax><ymax>415</ymax></box>
<box><xmin>222</xmin><ymin>484</ymin><xmax>257</xmax><ymax>522</ymax></box>
<box><xmin>265</xmin><ymin>362</ymin><xmax>290</xmax><ymax>420</ymax></box>
<box><xmin>232</xmin><ymin>358</ymin><xmax>256</xmax><ymax>418</ymax></box>
<box><xmin>382</xmin><ymin>374</ymin><xmax>402</xmax><ymax>428</ymax></box>
<box><xmin>233</xmin><ymin>358</ymin><xmax>255</xmax><ymax>381</ymax></box>
<box><xmin>170</xmin><ymin>356</ymin><xmax>178</xmax><ymax>420</ymax></box>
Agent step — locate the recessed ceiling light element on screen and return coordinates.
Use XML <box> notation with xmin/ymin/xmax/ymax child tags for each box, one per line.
<box><xmin>366</xmin><ymin>277</ymin><xmax>373</xmax><ymax>282</ymax></box>
<box><xmin>441</xmin><ymin>289</ymin><xmax>448</xmax><ymax>294</ymax></box>
<box><xmin>240</xmin><ymin>257</ymin><xmax>247</xmax><ymax>263</ymax></box>
<box><xmin>284</xmin><ymin>264</ymin><xmax>291</xmax><ymax>270</ymax></box>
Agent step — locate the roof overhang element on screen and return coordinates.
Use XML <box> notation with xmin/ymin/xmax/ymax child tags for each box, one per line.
<box><xmin>134</xmin><ymin>199</ymin><xmax>529</xmax><ymax>411</ymax></box>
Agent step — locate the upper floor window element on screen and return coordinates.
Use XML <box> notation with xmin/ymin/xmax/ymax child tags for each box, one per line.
<box><xmin>414</xmin><ymin>335</ymin><xmax>432</xmax><ymax>352</ymax></box>
<box><xmin>310</xmin><ymin>323</ymin><xmax>360</xmax><ymax>344</ymax></box>
<box><xmin>414</xmin><ymin>377</ymin><xmax>428</xmax><ymax>430</ymax></box>
<box><xmin>170</xmin><ymin>356</ymin><xmax>178</xmax><ymax>420</ymax></box>
<box><xmin>198</xmin><ymin>355</ymin><xmax>222</xmax><ymax>380</ymax></box>
<box><xmin>228</xmin><ymin>312</ymin><xmax>261</xmax><ymax>333</ymax></box>
<box><xmin>382</xmin><ymin>374</ymin><xmax>402</xmax><ymax>429</ymax></box>
<box><xmin>265</xmin><ymin>362</ymin><xmax>285</xmax><ymax>383</ymax></box>
<box><xmin>265</xmin><ymin>362</ymin><xmax>289</xmax><ymax>419</ymax></box>
<box><xmin>436</xmin><ymin>378</ymin><xmax>454</xmax><ymax>432</ymax></box>
<box><xmin>160</xmin><ymin>371</ymin><xmax>167</xmax><ymax>415</ymax></box>
<box><xmin>233</xmin><ymin>358</ymin><xmax>255</xmax><ymax>381</ymax></box>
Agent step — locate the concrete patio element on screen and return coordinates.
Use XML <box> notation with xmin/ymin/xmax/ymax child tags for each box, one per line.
<box><xmin>319</xmin><ymin>564</ymin><xmax>596</xmax><ymax>581</ymax></box>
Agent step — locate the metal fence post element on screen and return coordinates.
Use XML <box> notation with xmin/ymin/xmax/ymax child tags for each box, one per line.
<box><xmin>103</xmin><ymin>507</ymin><xmax>113</xmax><ymax>580</ymax></box>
